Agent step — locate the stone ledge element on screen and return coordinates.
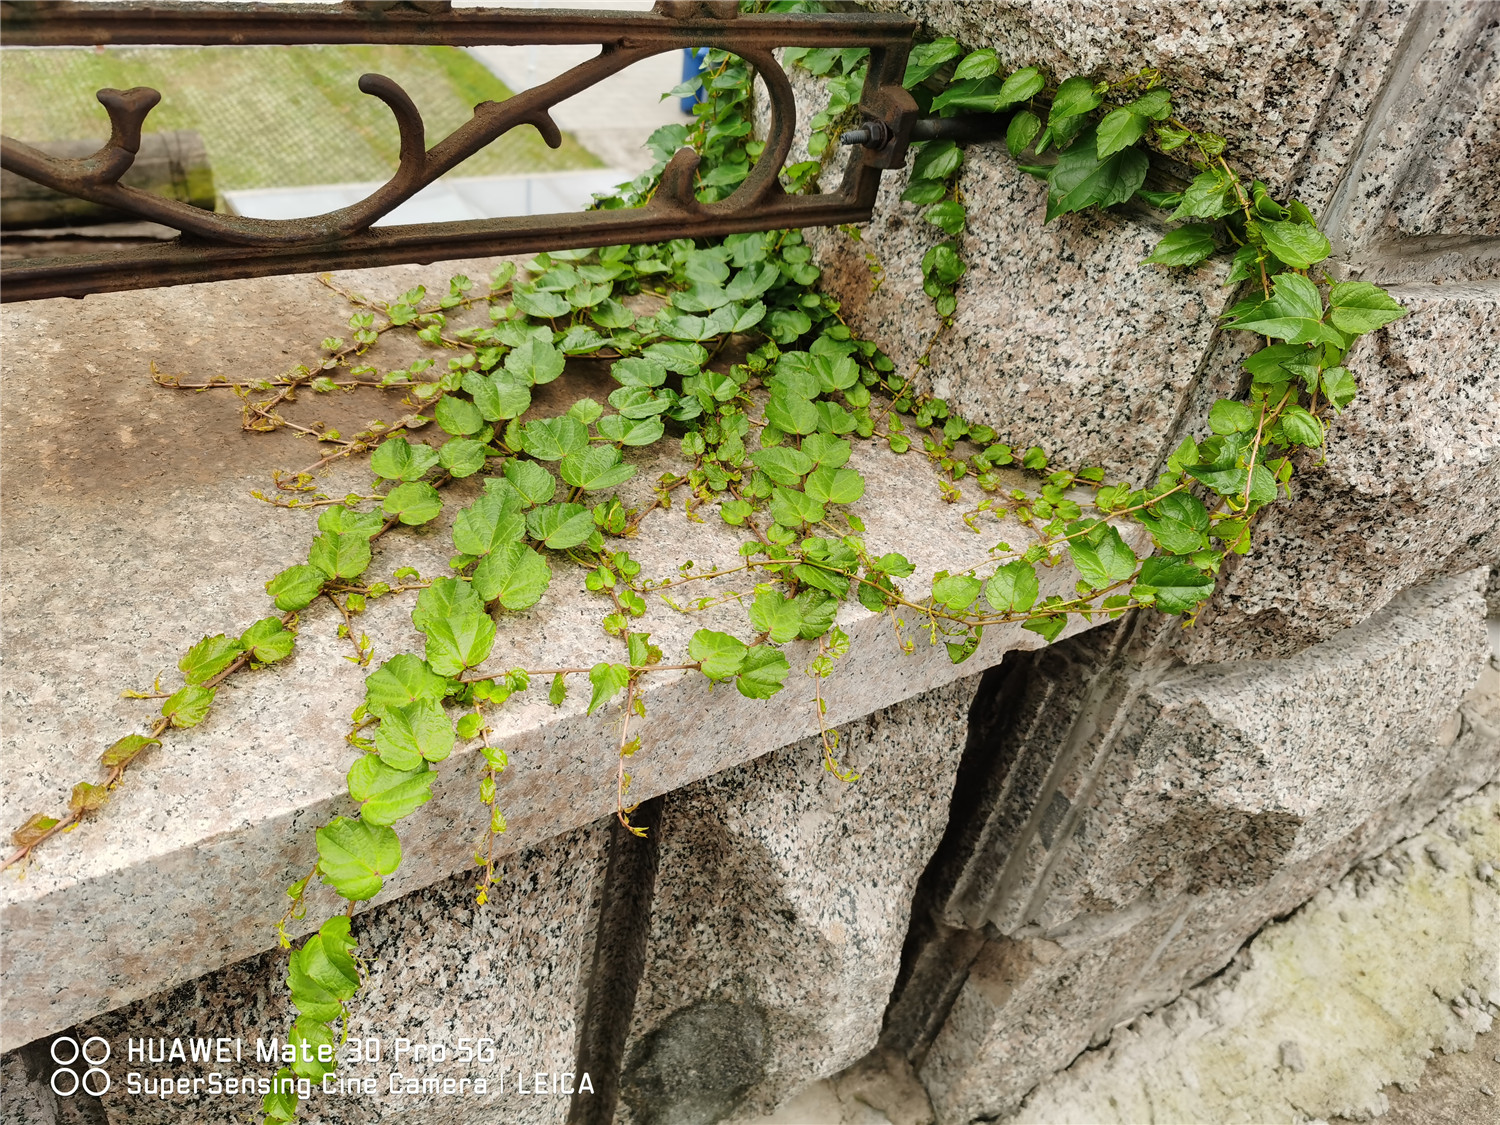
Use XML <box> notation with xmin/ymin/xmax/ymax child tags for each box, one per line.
<box><xmin>0</xmin><ymin>259</ymin><xmax>1137</xmax><ymax>1050</ymax></box>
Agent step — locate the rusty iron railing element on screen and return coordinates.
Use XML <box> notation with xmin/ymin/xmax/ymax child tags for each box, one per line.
<box><xmin>0</xmin><ymin>0</ymin><xmax>920</xmax><ymax>302</ymax></box>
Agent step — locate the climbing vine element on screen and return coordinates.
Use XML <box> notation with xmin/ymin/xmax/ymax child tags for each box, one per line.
<box><xmin>4</xmin><ymin>14</ymin><xmax>1407</xmax><ymax>1124</ymax></box>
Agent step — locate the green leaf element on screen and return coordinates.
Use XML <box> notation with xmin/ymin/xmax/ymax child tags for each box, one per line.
<box><xmin>1186</xmin><ymin>460</ymin><xmax>1248</xmax><ymax>496</ymax></box>
<box><xmin>548</xmin><ymin>673</ymin><xmax>567</xmax><ymax>706</ymax></box>
<box><xmin>802</xmin><ymin>433</ymin><xmax>852</xmax><ymax>468</ymax></box>
<box><xmin>872</xmin><ymin>551</ymin><xmax>916</xmax><ymax>577</ymax></box>
<box><xmin>382</xmin><ymin>481</ymin><xmax>443</xmax><ymax>526</ymax></box>
<box><xmin>179</xmin><ymin>633</ymin><xmax>243</xmax><ymax>685</ymax></box>
<box><xmin>364</xmin><ymin>654</ymin><xmax>448</xmax><ymax>722</ymax></box>
<box><xmin>997</xmin><ymin>66</ymin><xmax>1046</xmax><ymax>106</ymax></box>
<box><xmin>689</xmin><ymin>629</ymin><xmax>748</xmax><ymax>681</ymax></box>
<box><xmin>1022</xmin><ymin>614</ymin><xmax>1067</xmax><ymax>643</ymax></box>
<box><xmin>804</xmin><ymin>466</ymin><xmax>865</xmax><ymax>505</ymax></box>
<box><xmin>903</xmin><ymin>36</ymin><xmax>962</xmax><ymax>87</ymax></box>
<box><xmin>764</xmin><ymin>392</ymin><xmax>819</xmax><ymax>435</ymax></box>
<box><xmin>1007</xmin><ymin>109</ymin><xmax>1042</xmax><ymax>158</ymax></box>
<box><xmin>462</xmin><ymin>372</ymin><xmax>531</xmax><ymax>421</ymax></box>
<box><xmin>1144</xmin><ymin>224</ymin><xmax>1217</xmax><ymax>267</ymax></box>
<box><xmin>439</xmin><ymin>438</ymin><xmax>489</xmax><ymax>478</ymax></box>
<box><xmin>749</xmin><ymin>589</ymin><xmax>803</xmax><ymax>643</ymax></box>
<box><xmin>1320</xmin><ymin>365</ymin><xmax>1357</xmax><ymax>410</ymax></box>
<box><xmin>316</xmin><ymin>816</ymin><xmax>401</xmax><ymax>901</ymax></box>
<box><xmin>520</xmin><ymin>415</ymin><xmax>588</xmax><ymax>461</ymax></box>
<box><xmin>1131</xmin><ymin>556</ymin><xmax>1214</xmax><ymax>614</ymax></box>
<box><xmin>1209</xmin><ymin>399</ymin><xmax>1257</xmax><ymax>434</ymax></box>
<box><xmin>318</xmin><ymin>506</ymin><xmax>385</xmax><ymax>538</ymax></box>
<box><xmin>643</xmin><ymin>341</ymin><xmax>708</xmax><ymax>373</ymax></box>
<box><xmin>505</xmin><ymin>337</ymin><xmax>566</xmax><ymax>385</ymax></box>
<box><xmin>951</xmin><ymin>47</ymin><xmax>999</xmax><ymax>80</ymax></box>
<box><xmin>370</xmin><ymin>436</ymin><xmax>440</xmax><ymax>482</ymax></box>
<box><xmin>902</xmin><ymin>178</ymin><xmax>949</xmax><ymax>205</ymax></box>
<box><xmin>1227</xmin><ymin>273</ymin><xmax>1340</xmax><ymax>345</ymax></box>
<box><xmin>924</xmin><ymin>199</ymin><xmax>967</xmax><ymax>235</ymax></box>
<box><xmin>1135</xmin><ymin>492</ymin><xmax>1211</xmax><ymax>554</ymax></box>
<box><xmin>308</xmin><ymin>531</ymin><xmax>372</xmax><ymax>580</ymax></box>
<box><xmin>472</xmin><ymin>541</ymin><xmax>552</xmax><ymax>609</ymax></box>
<box><xmin>1248</xmin><ymin>463</ymin><xmax>1277</xmax><ymax>506</ymax></box>
<box><xmin>162</xmin><ymin>684</ymin><xmax>215</xmax><ymax>728</ymax></box>
<box><xmin>1046</xmin><ymin>128</ymin><xmax>1149</xmax><ymax>221</ymax></box>
<box><xmin>769</xmin><ymin>486</ymin><xmax>825</xmax><ymax>527</ymax></box>
<box><xmin>587</xmin><ymin>662</ymin><xmax>630</xmax><ymax>714</ymax></box>
<box><xmin>512</xmin><ymin>286</ymin><xmax>570</xmax><ymax>320</ymax></box>
<box><xmin>504</xmin><ymin>459</ymin><xmax>557</xmax><ymax>506</ymax></box>
<box><xmin>1095</xmin><ymin>106</ymin><xmax>1150</xmax><ymax>157</ymax></box>
<box><xmin>375</xmin><ymin>697</ymin><xmax>454</xmax><ymax>769</ymax></box>
<box><xmin>1256</xmin><ymin>218</ymin><xmax>1332</xmax><ymax>269</ymax></box>
<box><xmin>736</xmin><ymin>647</ymin><xmax>790</xmax><ymax>699</ymax></box>
<box><xmin>1327</xmin><ymin>281</ymin><xmax>1406</xmax><ymax>335</ymax></box>
<box><xmin>1171</xmin><ymin>167</ymin><xmax>1238</xmax><ymax>221</ymax></box>
<box><xmin>985</xmin><ymin>560</ymin><xmax>1040</xmax><ymax>613</ymax></box>
<box><xmin>266</xmin><ymin>564</ymin><xmax>325</xmax><ymax>611</ymax></box>
<box><xmin>239</xmin><ymin>617</ymin><xmax>295</xmax><ymax>664</ymax></box>
<box><xmin>452</xmin><ymin>491</ymin><xmax>525</xmax><ymax>557</ymax></box>
<box><xmin>1048</xmin><ymin>75</ymin><xmax>1102</xmax><ymax>122</ymax></box>
<box><xmin>611</xmin><ymin>356</ymin><xmax>668</xmax><ymax>388</ymax></box>
<box><xmin>424</xmin><ymin>612</ymin><xmax>496</xmax><ymax>677</ymax></box>
<box><xmin>434</xmin><ymin>395</ymin><xmax>484</xmax><ymax>436</ymax></box>
<box><xmin>749</xmin><ymin>446</ymin><xmax>813</xmax><ymax>486</ymax></box>
<box><xmin>347</xmin><ymin>756</ymin><xmax>433</xmax><ymax>827</ymax></box>
<box><xmin>912</xmin><ymin>139</ymin><xmax>964</xmax><ymax>181</ymax></box>
<box><xmin>932</xmin><ymin>572</ymin><xmax>982</xmax><ymax>611</ymax></box>
<box><xmin>1065</xmin><ymin>523</ymin><xmax>1137</xmax><ymax>590</ymax></box>
<box><xmin>411</xmin><ymin>576</ymin><xmax>483</xmax><ymax>633</ymax></box>
<box><xmin>561</xmin><ymin>446</ymin><xmax>636</xmax><ymax>491</ymax></box>
<box><xmin>597</xmin><ymin>414</ymin><xmax>665</xmax><ymax>446</ymax></box>
<box><xmin>1127</xmin><ymin>88</ymin><xmax>1172</xmax><ymax>119</ymax></box>
<box><xmin>527</xmin><ymin>502</ymin><xmax>595</xmax><ymax>549</ymax></box>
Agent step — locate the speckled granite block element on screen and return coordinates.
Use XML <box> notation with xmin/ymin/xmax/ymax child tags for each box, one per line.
<box><xmin>616</xmin><ymin>676</ymin><xmax>981</xmax><ymax>1125</ymax></box>
<box><xmin>1178</xmin><ymin>282</ymin><xmax>1500</xmax><ymax>662</ymax></box>
<box><xmin>1037</xmin><ymin>570</ymin><xmax>1495</xmax><ymax>930</ymax></box>
<box><xmin>918</xmin><ymin>571</ymin><xmax>1500</xmax><ymax>1124</ymax></box>
<box><xmin>19</xmin><ymin>820</ymin><xmax>608</xmax><ymax>1125</ymax></box>
<box><xmin>0</xmin><ymin>262</ymin><xmax>1129</xmax><ymax>1051</ymax></box>
<box><xmin>868</xmin><ymin>1</ymin><xmax>1364</xmax><ymax>194</ymax></box>
<box><xmin>810</xmin><ymin>149</ymin><xmax>1235</xmax><ymax>482</ymax></box>
<box><xmin>1321</xmin><ymin>4</ymin><xmax>1500</xmax><ymax>262</ymax></box>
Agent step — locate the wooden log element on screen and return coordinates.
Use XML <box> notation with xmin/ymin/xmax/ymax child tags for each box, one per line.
<box><xmin>0</xmin><ymin>130</ymin><xmax>215</xmax><ymax>229</ymax></box>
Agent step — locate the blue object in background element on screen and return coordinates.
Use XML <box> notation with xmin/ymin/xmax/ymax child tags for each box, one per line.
<box><xmin>681</xmin><ymin>47</ymin><xmax>708</xmax><ymax>114</ymax></box>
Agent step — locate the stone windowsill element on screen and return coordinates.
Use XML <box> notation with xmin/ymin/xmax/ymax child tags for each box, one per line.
<box><xmin>0</xmin><ymin>258</ymin><xmax>1134</xmax><ymax>1050</ymax></box>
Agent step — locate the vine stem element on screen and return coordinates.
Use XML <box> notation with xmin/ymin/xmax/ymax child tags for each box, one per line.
<box><xmin>615</xmin><ymin>680</ymin><xmax>638</xmax><ymax>833</ymax></box>
<box><xmin>0</xmin><ymin>713</ymin><xmax>172</xmax><ymax>873</ymax></box>
<box><xmin>456</xmin><ymin>662</ymin><xmax>699</xmax><ymax>685</ymax></box>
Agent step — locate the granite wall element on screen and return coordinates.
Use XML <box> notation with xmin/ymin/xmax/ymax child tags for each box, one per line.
<box><xmin>3</xmin><ymin>4</ymin><xmax>1498</xmax><ymax>1125</ymax></box>
<box><xmin>788</xmin><ymin>2</ymin><xmax>1500</xmax><ymax>1123</ymax></box>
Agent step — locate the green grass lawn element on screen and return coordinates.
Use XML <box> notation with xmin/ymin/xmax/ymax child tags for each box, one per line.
<box><xmin>0</xmin><ymin>45</ymin><xmax>600</xmax><ymax>190</ymax></box>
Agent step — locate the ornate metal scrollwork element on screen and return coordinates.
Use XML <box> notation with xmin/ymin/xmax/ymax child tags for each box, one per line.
<box><xmin>0</xmin><ymin>0</ymin><xmax>917</xmax><ymax>301</ymax></box>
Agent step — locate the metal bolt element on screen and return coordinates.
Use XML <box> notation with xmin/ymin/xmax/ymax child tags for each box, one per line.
<box><xmin>840</xmin><ymin>120</ymin><xmax>891</xmax><ymax>149</ymax></box>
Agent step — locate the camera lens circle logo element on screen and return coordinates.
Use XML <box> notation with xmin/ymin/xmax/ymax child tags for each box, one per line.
<box><xmin>50</xmin><ymin>1036</ymin><xmax>111</xmax><ymax>1096</ymax></box>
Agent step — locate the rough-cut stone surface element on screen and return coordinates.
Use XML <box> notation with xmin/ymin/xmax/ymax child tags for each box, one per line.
<box><xmin>918</xmin><ymin>570</ymin><xmax>1500</xmax><ymax>1123</ymax></box>
<box><xmin>809</xmin><ymin>150</ymin><xmax>1236</xmax><ymax>482</ymax></box>
<box><xmin>1037</xmin><ymin>569</ymin><xmax>1496</xmax><ymax>935</ymax></box>
<box><xmin>0</xmin><ymin>262</ymin><xmax>1127</xmax><ymax>1049</ymax></box>
<box><xmin>1007</xmin><ymin>787</ymin><xmax>1500</xmax><ymax>1125</ymax></box>
<box><xmin>617</xmin><ymin>676</ymin><xmax>982</xmax><ymax>1125</ymax></box>
<box><xmin>1179</xmin><ymin>283</ymin><xmax>1500</xmax><ymax>661</ymax></box>
<box><xmin>869</xmin><ymin>1</ymin><xmax>1366</xmax><ymax>194</ymax></box>
<box><xmin>1321</xmin><ymin>4</ymin><xmax>1500</xmax><ymax>264</ymax></box>
<box><xmin>9</xmin><ymin>821</ymin><xmax>608</xmax><ymax>1125</ymax></box>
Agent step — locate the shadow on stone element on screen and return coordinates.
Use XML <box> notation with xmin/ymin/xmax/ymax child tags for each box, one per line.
<box><xmin>621</xmin><ymin>999</ymin><xmax>768</xmax><ymax>1125</ymax></box>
